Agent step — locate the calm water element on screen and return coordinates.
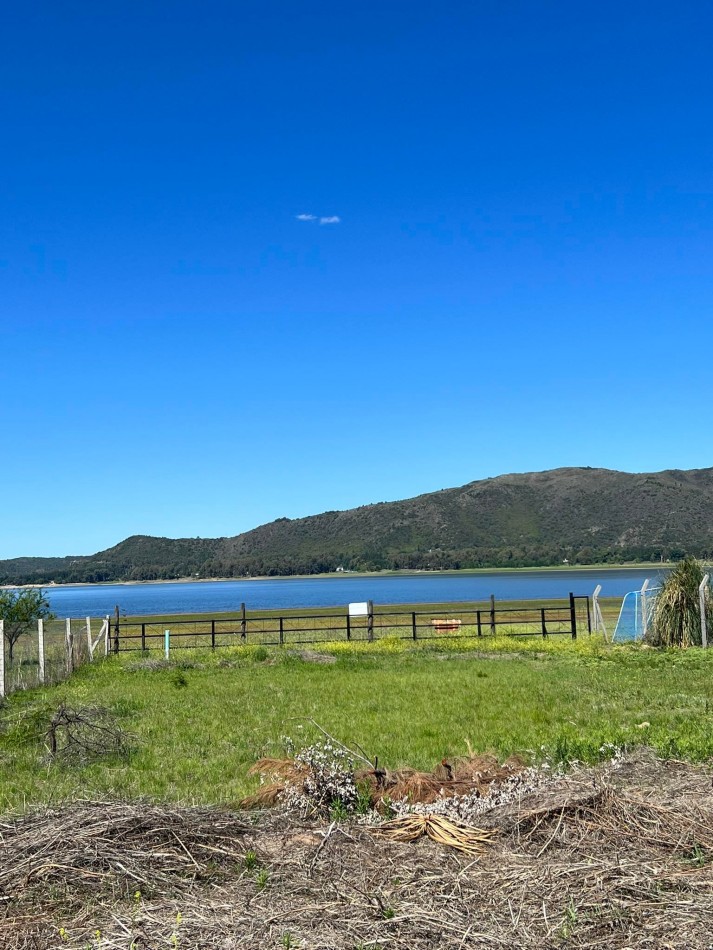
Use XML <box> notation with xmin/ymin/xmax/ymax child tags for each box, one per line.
<box><xmin>40</xmin><ymin>568</ymin><xmax>670</xmax><ymax>618</ymax></box>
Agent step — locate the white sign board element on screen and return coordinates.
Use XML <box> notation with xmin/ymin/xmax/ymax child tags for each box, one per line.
<box><xmin>349</xmin><ymin>601</ymin><xmax>369</xmax><ymax>617</ymax></box>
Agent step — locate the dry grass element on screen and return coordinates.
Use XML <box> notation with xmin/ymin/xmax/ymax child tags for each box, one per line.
<box><xmin>242</xmin><ymin>757</ymin><xmax>313</xmax><ymax>808</ymax></box>
<box><xmin>242</xmin><ymin>751</ymin><xmax>526</xmax><ymax>811</ymax></box>
<box><xmin>3</xmin><ymin>749</ymin><xmax>713</xmax><ymax>948</ymax></box>
<box><xmin>359</xmin><ymin>752</ymin><xmax>526</xmax><ymax>804</ymax></box>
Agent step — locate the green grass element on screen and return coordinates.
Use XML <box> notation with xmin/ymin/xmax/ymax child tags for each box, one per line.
<box><xmin>2</xmin><ymin>633</ymin><xmax>712</xmax><ymax>815</ymax></box>
<box><xmin>0</xmin><ymin>596</ymin><xmax>620</xmax><ymax>691</ymax></box>
<box><xmin>98</xmin><ymin>595</ymin><xmax>614</xmax><ymax>651</ymax></box>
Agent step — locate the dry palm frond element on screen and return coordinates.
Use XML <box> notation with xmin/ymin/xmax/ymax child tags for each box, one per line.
<box><xmin>647</xmin><ymin>556</ymin><xmax>712</xmax><ymax>648</ymax></box>
<box><xmin>355</xmin><ymin>753</ymin><xmax>526</xmax><ymax>806</ymax></box>
<box><xmin>242</xmin><ymin>744</ymin><xmax>528</xmax><ymax>813</ymax></box>
<box><xmin>373</xmin><ymin>814</ymin><xmax>495</xmax><ymax>855</ymax></box>
<box><xmin>241</xmin><ymin>757</ymin><xmax>311</xmax><ymax>809</ymax></box>
<box><xmin>384</xmin><ymin>769</ymin><xmax>450</xmax><ymax>803</ymax></box>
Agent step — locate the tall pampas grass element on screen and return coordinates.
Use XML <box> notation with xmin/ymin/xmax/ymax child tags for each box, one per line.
<box><xmin>647</xmin><ymin>557</ymin><xmax>712</xmax><ymax>648</ymax></box>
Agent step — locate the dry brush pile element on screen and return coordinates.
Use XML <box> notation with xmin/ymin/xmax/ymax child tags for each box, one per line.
<box><xmin>240</xmin><ymin>738</ymin><xmax>528</xmax><ymax>815</ymax></box>
<box><xmin>2</xmin><ymin>748</ymin><xmax>713</xmax><ymax>949</ymax></box>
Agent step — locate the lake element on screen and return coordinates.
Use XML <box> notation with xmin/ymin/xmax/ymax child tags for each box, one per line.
<box><xmin>40</xmin><ymin>567</ymin><xmax>669</xmax><ymax>618</ymax></box>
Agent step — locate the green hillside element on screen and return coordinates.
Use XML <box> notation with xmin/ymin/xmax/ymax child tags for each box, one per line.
<box><xmin>3</xmin><ymin>466</ymin><xmax>713</xmax><ymax>584</ymax></box>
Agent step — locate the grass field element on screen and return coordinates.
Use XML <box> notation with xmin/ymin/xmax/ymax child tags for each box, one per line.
<box><xmin>2</xmin><ymin>630</ymin><xmax>713</xmax><ymax>816</ymax></box>
<box><xmin>5</xmin><ymin>595</ymin><xmax>619</xmax><ymax>677</ymax></box>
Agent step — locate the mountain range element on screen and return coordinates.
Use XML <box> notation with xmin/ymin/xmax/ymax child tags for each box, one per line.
<box><xmin>3</xmin><ymin>466</ymin><xmax>713</xmax><ymax>585</ymax></box>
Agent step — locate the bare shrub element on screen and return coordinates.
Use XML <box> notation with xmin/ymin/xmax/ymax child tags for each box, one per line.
<box><xmin>45</xmin><ymin>702</ymin><xmax>133</xmax><ymax>763</ymax></box>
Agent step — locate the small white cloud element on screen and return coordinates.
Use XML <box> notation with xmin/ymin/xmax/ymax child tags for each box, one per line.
<box><xmin>296</xmin><ymin>213</ymin><xmax>317</xmax><ymax>221</ymax></box>
<box><xmin>319</xmin><ymin>215</ymin><xmax>341</xmax><ymax>225</ymax></box>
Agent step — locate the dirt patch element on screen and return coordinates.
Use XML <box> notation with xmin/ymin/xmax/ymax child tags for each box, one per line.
<box><xmin>429</xmin><ymin>649</ymin><xmax>548</xmax><ymax>661</ymax></box>
<box><xmin>125</xmin><ymin>658</ymin><xmax>205</xmax><ymax>672</ymax></box>
<box><xmin>2</xmin><ymin>749</ymin><xmax>713</xmax><ymax>948</ymax></box>
<box><xmin>287</xmin><ymin>649</ymin><xmax>338</xmax><ymax>665</ymax></box>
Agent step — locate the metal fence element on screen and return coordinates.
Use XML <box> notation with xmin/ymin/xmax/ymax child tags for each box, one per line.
<box><xmin>0</xmin><ymin>597</ymin><xmax>589</xmax><ymax>694</ymax></box>
<box><xmin>111</xmin><ymin>594</ymin><xmax>587</xmax><ymax>652</ymax></box>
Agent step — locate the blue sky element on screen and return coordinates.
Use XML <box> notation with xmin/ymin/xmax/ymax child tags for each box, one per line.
<box><xmin>2</xmin><ymin>1</ymin><xmax>712</xmax><ymax>558</ymax></box>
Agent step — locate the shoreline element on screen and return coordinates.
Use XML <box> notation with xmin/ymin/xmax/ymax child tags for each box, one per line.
<box><xmin>2</xmin><ymin>561</ymin><xmax>676</xmax><ymax>591</ymax></box>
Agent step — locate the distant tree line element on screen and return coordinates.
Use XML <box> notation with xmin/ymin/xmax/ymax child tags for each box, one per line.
<box><xmin>1</xmin><ymin>543</ymin><xmax>711</xmax><ymax>586</ymax></box>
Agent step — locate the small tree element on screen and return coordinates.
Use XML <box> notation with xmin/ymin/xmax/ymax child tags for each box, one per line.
<box><xmin>0</xmin><ymin>588</ymin><xmax>54</xmax><ymax>663</ymax></box>
<box><xmin>646</xmin><ymin>557</ymin><xmax>712</xmax><ymax>648</ymax></box>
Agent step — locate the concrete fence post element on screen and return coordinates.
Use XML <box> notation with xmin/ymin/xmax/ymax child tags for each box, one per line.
<box><xmin>38</xmin><ymin>619</ymin><xmax>46</xmax><ymax>685</ymax></box>
<box><xmin>700</xmin><ymin>574</ymin><xmax>709</xmax><ymax>649</ymax></box>
<box><xmin>0</xmin><ymin>620</ymin><xmax>5</xmax><ymax>698</ymax></box>
<box><xmin>65</xmin><ymin>619</ymin><xmax>75</xmax><ymax>675</ymax></box>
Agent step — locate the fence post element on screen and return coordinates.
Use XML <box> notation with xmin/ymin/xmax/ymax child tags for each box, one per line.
<box><xmin>211</xmin><ymin>619</ymin><xmax>216</xmax><ymax>650</ymax></box>
<box><xmin>113</xmin><ymin>605</ymin><xmax>120</xmax><ymax>654</ymax></box>
<box><xmin>412</xmin><ymin>611</ymin><xmax>417</xmax><ymax>640</ymax></box>
<box><xmin>569</xmin><ymin>592</ymin><xmax>577</xmax><ymax>639</ymax></box>
<box><xmin>367</xmin><ymin>600</ymin><xmax>374</xmax><ymax>642</ymax></box>
<box><xmin>38</xmin><ymin>619</ymin><xmax>45</xmax><ymax>685</ymax></box>
<box><xmin>86</xmin><ymin>617</ymin><xmax>94</xmax><ymax>660</ymax></box>
<box><xmin>700</xmin><ymin>574</ymin><xmax>709</xmax><ymax>648</ymax></box>
<box><xmin>279</xmin><ymin>616</ymin><xmax>284</xmax><ymax>646</ymax></box>
<box><xmin>141</xmin><ymin>623</ymin><xmax>146</xmax><ymax>651</ymax></box>
<box><xmin>240</xmin><ymin>603</ymin><xmax>246</xmax><ymax>640</ymax></box>
<box><xmin>346</xmin><ymin>612</ymin><xmax>351</xmax><ymax>641</ymax></box>
<box><xmin>476</xmin><ymin>609</ymin><xmax>482</xmax><ymax>637</ymax></box>
<box><xmin>65</xmin><ymin>619</ymin><xmax>75</xmax><ymax>674</ymax></box>
<box><xmin>490</xmin><ymin>595</ymin><xmax>496</xmax><ymax>635</ymax></box>
<box><xmin>592</xmin><ymin>585</ymin><xmax>608</xmax><ymax>638</ymax></box>
<box><xmin>640</xmin><ymin>579</ymin><xmax>651</xmax><ymax>640</ymax></box>
<box><xmin>0</xmin><ymin>620</ymin><xmax>5</xmax><ymax>698</ymax></box>
<box><xmin>540</xmin><ymin>607</ymin><xmax>547</xmax><ymax>638</ymax></box>
<box><xmin>104</xmin><ymin>615</ymin><xmax>110</xmax><ymax>656</ymax></box>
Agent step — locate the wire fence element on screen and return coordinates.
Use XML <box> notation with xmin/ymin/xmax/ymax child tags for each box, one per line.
<box><xmin>0</xmin><ymin>617</ymin><xmax>108</xmax><ymax>699</ymax></box>
<box><xmin>0</xmin><ymin>596</ymin><xmax>589</xmax><ymax>697</ymax></box>
<box><xmin>612</xmin><ymin>586</ymin><xmax>662</xmax><ymax>642</ymax></box>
